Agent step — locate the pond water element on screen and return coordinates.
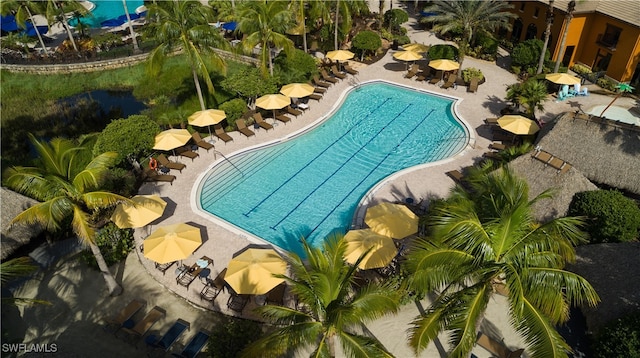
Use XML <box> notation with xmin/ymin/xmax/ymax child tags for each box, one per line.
<box><xmin>58</xmin><ymin>90</ymin><xmax>147</xmax><ymax>120</ymax></box>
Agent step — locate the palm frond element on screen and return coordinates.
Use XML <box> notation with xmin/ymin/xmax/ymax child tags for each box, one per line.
<box><xmin>240</xmin><ymin>321</ymin><xmax>323</xmax><ymax>358</ymax></box>
<box><xmin>338</xmin><ymin>331</ymin><xmax>394</xmax><ymax>358</ymax></box>
<box><xmin>71</xmin><ymin>205</ymin><xmax>95</xmax><ymax>244</ymax></box>
<box><xmin>408</xmin><ymin>305</ymin><xmax>446</xmax><ymax>354</ymax></box>
<box><xmin>9</xmin><ymin>196</ymin><xmax>72</xmax><ymax>232</ymax></box>
<box><xmin>447</xmin><ymin>284</ymin><xmax>491</xmax><ymax>358</ymax></box>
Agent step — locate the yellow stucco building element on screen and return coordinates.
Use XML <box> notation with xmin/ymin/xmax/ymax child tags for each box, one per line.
<box><xmin>506</xmin><ymin>0</ymin><xmax>640</xmax><ymax>87</ymax></box>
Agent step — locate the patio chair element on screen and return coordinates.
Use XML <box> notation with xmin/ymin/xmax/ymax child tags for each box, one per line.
<box><xmin>489</xmin><ymin>142</ymin><xmax>510</xmax><ymax>151</ymax></box>
<box><xmin>308</xmin><ymin>93</ymin><xmax>323</xmax><ymax>101</ymax></box>
<box><xmin>144</xmin><ymin>169</ymin><xmax>176</xmax><ymax>185</ymax></box>
<box><xmin>121</xmin><ymin>306</ymin><xmax>166</xmax><ymax>339</ymax></box>
<box><xmin>548</xmin><ymin>157</ymin><xmax>572</xmax><ymax>173</ymax></box>
<box><xmin>200</xmin><ymin>279</ymin><xmax>222</xmax><ymax>302</ymax></box>
<box><xmin>176</xmin><ymin>146</ymin><xmax>199</xmax><ymax>161</ymax></box>
<box><xmin>177</xmin><ymin>256</ymin><xmax>213</xmax><ymax>289</ymax></box>
<box><xmin>157</xmin><ymin>154</ymin><xmax>186</xmax><ymax>173</ymax></box>
<box><xmin>274</xmin><ymin>112</ymin><xmax>292</xmax><ymax>124</ymax></box>
<box><xmin>175</xmin><ymin>330</ymin><xmax>210</xmax><ymax>358</ymax></box>
<box><xmin>441</xmin><ymin>73</ymin><xmax>456</xmax><ymax>89</ymax></box>
<box><xmin>227</xmin><ymin>292</ymin><xmax>249</xmax><ymax>313</ymax></box>
<box><xmin>213</xmin><ymin>124</ymin><xmax>233</xmax><ymax>143</ymax></box>
<box><xmin>235</xmin><ymin>119</ymin><xmax>255</xmax><ymax>138</ymax></box>
<box><xmin>445</xmin><ymin>170</ymin><xmax>464</xmax><ymax>183</ymax></box>
<box><xmin>150</xmin><ymin>319</ymin><xmax>190</xmax><ymax>351</ymax></box>
<box><xmin>312</xmin><ymin>75</ymin><xmax>332</xmax><ymax>88</ymax></box>
<box><xmin>415</xmin><ymin>67</ymin><xmax>432</xmax><ymax>81</ymax></box>
<box><xmin>286</xmin><ymin>105</ymin><xmax>303</xmax><ymax>117</ymax></box>
<box><xmin>313</xmin><ymin>86</ymin><xmax>327</xmax><ymax>94</ymax></box>
<box><xmin>104</xmin><ymin>298</ymin><xmax>146</xmax><ymax>333</ymax></box>
<box><xmin>265</xmin><ymin>282</ymin><xmax>286</xmax><ymax>306</ymax></box>
<box><xmin>429</xmin><ymin>71</ymin><xmax>443</xmax><ymax>84</ymax></box>
<box><xmin>484</xmin><ymin>117</ymin><xmax>499</xmax><ymax>126</ymax></box>
<box><xmin>344</xmin><ymin>64</ymin><xmax>359</xmax><ymax>75</ymax></box>
<box><xmin>483</xmin><ymin>151</ymin><xmax>502</xmax><ymax>160</ymax></box>
<box><xmin>191</xmin><ymin>132</ymin><xmax>214</xmax><ymax>151</ymax></box>
<box><xmin>330</xmin><ymin>65</ymin><xmax>347</xmax><ymax>79</ymax></box>
<box><xmin>468</xmin><ymin>77</ymin><xmax>479</xmax><ymax>93</ymax></box>
<box><xmin>253</xmin><ymin>113</ymin><xmax>274</xmax><ymax>130</ymax></box>
<box><xmin>320</xmin><ymin>69</ymin><xmax>339</xmax><ymax>83</ymax></box>
<box><xmin>404</xmin><ymin>64</ymin><xmax>420</xmax><ymax>79</ymax></box>
<box><xmin>155</xmin><ymin>261</ymin><xmax>176</xmax><ymax>276</ymax></box>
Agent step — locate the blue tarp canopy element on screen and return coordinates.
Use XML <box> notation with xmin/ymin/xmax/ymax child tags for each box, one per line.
<box><xmin>221</xmin><ymin>21</ymin><xmax>237</xmax><ymax>31</ymax></box>
<box><xmin>22</xmin><ymin>25</ymin><xmax>48</xmax><ymax>37</ymax></box>
<box><xmin>101</xmin><ymin>18</ymin><xmax>125</xmax><ymax>27</ymax></box>
<box><xmin>1</xmin><ymin>14</ymin><xmax>19</xmax><ymax>32</ymax></box>
<box><xmin>116</xmin><ymin>13</ymin><xmax>141</xmax><ymax>22</ymax></box>
<box><xmin>420</xmin><ymin>11</ymin><xmax>437</xmax><ymax>17</ymax></box>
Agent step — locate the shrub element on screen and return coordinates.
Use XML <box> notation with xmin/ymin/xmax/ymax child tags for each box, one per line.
<box><xmin>221</xmin><ymin>66</ymin><xmax>278</xmax><ymax>101</ymax></box>
<box><xmin>511</xmin><ymin>39</ymin><xmax>546</xmax><ymax>68</ymax></box>
<box><xmin>568</xmin><ymin>190</ymin><xmax>640</xmax><ymax>243</ymax></box>
<box><xmin>384</xmin><ymin>9</ymin><xmax>409</xmax><ymax>33</ymax></box>
<box><xmin>474</xmin><ymin>33</ymin><xmax>499</xmax><ymax>56</ymax></box>
<box><xmin>274</xmin><ymin>49</ymin><xmax>317</xmax><ymax>83</ymax></box>
<box><xmin>571</xmin><ymin>63</ymin><xmax>592</xmax><ymax>75</ymax></box>
<box><xmin>593</xmin><ymin>311</ymin><xmax>640</xmax><ymax>358</ymax></box>
<box><xmin>219</xmin><ymin>98</ymin><xmax>248</xmax><ymax>124</ymax></box>
<box><xmin>461</xmin><ymin>67</ymin><xmax>484</xmax><ymax>83</ymax></box>
<box><xmin>208</xmin><ymin>317</ymin><xmax>262</xmax><ymax>357</ymax></box>
<box><xmin>428</xmin><ymin>44</ymin><xmax>458</xmax><ymax>60</ymax></box>
<box><xmin>597</xmin><ymin>77</ymin><xmax>617</xmax><ymax>91</ymax></box>
<box><xmin>93</xmin><ymin>115</ymin><xmax>160</xmax><ymax>167</ymax></box>
<box><xmin>352</xmin><ymin>30</ymin><xmax>382</xmax><ymax>60</ymax></box>
<box><xmin>394</xmin><ymin>35</ymin><xmax>411</xmax><ymax>46</ymax></box>
<box><xmin>103</xmin><ymin>167</ymin><xmax>137</xmax><ymax>198</ymax></box>
<box><xmin>80</xmin><ymin>223</ymin><xmax>134</xmax><ymax>269</ymax></box>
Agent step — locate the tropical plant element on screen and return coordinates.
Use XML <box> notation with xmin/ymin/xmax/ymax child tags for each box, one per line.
<box><xmin>512</xmin><ymin>39</ymin><xmax>547</xmax><ymax>71</ymax></box>
<box><xmin>1</xmin><ymin>0</ymin><xmax>49</xmax><ymax>55</ymax></box>
<box><xmin>420</xmin><ymin>0</ymin><xmax>515</xmax><ymax>77</ymax></box>
<box><xmin>221</xmin><ymin>66</ymin><xmax>278</xmax><ymax>108</ymax></box>
<box><xmin>93</xmin><ymin>115</ymin><xmax>160</xmax><ymax>167</ymax></box>
<box><xmin>461</xmin><ymin>67</ymin><xmax>484</xmax><ymax>83</ymax></box>
<box><xmin>404</xmin><ymin>166</ymin><xmax>599</xmax><ymax>358</ymax></box>
<box><xmin>79</xmin><ymin>222</ymin><xmax>134</xmax><ymax>269</ymax></box>
<box><xmin>593</xmin><ymin>310</ymin><xmax>640</xmax><ymax>358</ymax></box>
<box><xmin>351</xmin><ymin>30</ymin><xmax>381</xmax><ymax>61</ymax></box>
<box><xmin>332</xmin><ymin>0</ymin><xmax>368</xmax><ymax>50</ymax></box>
<box><xmin>384</xmin><ymin>9</ymin><xmax>408</xmax><ymax>33</ymax></box>
<box><xmin>209</xmin><ymin>317</ymin><xmax>263</xmax><ymax>357</ymax></box>
<box><xmin>237</xmin><ymin>0</ymin><xmax>294</xmax><ymax>77</ymax></box>
<box><xmin>219</xmin><ymin>98</ymin><xmax>248</xmax><ymax>124</ymax></box>
<box><xmin>428</xmin><ymin>44</ymin><xmax>458</xmax><ymax>60</ymax></box>
<box><xmin>0</xmin><ymin>257</ymin><xmax>50</xmax><ymax>306</ymax></box>
<box><xmin>505</xmin><ymin>82</ymin><xmax>523</xmax><ymax>110</ymax></box>
<box><xmin>554</xmin><ymin>0</ymin><xmax>576</xmax><ymax>73</ymax></box>
<box><xmin>274</xmin><ymin>48</ymin><xmax>317</xmax><ymax>82</ymax></box>
<box><xmin>537</xmin><ymin>0</ymin><xmax>555</xmax><ymax>74</ymax></box>
<box><xmin>44</xmin><ymin>0</ymin><xmax>87</xmax><ymax>53</ymax></box>
<box><xmin>145</xmin><ymin>0</ymin><xmax>229</xmax><ymax>111</ymax></box>
<box><xmin>568</xmin><ymin>189</ymin><xmax>640</xmax><ymax>243</ymax></box>
<box><xmin>600</xmin><ymin>83</ymin><xmax>635</xmax><ymax>117</ymax></box>
<box><xmin>519</xmin><ymin>79</ymin><xmax>548</xmax><ymax>119</ymax></box>
<box><xmin>241</xmin><ymin>236</ymin><xmax>401</xmax><ymax>358</ymax></box>
<box><xmin>2</xmin><ymin>134</ymin><xmax>130</xmax><ymax>296</ymax></box>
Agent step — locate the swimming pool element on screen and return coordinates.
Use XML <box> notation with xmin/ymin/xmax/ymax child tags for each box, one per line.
<box><xmin>71</xmin><ymin>0</ymin><xmax>144</xmax><ymax>28</ymax></box>
<box><xmin>196</xmin><ymin>82</ymin><xmax>469</xmax><ymax>255</ymax></box>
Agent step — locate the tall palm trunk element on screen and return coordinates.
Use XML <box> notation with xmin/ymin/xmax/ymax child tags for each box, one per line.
<box><xmin>553</xmin><ymin>0</ymin><xmax>575</xmax><ymax>73</ymax></box>
<box><xmin>268</xmin><ymin>44</ymin><xmax>274</xmax><ymax>76</ymax></box>
<box><xmin>537</xmin><ymin>0</ymin><xmax>554</xmax><ymax>74</ymax></box>
<box><xmin>26</xmin><ymin>7</ymin><xmax>49</xmax><ymax>56</ymax></box>
<box><xmin>334</xmin><ymin>0</ymin><xmax>339</xmax><ymax>50</ymax></box>
<box><xmin>191</xmin><ymin>66</ymin><xmax>207</xmax><ymax>111</ymax></box>
<box><xmin>54</xmin><ymin>1</ymin><xmax>79</xmax><ymax>52</ymax></box>
<box><xmin>89</xmin><ymin>241</ymin><xmax>122</xmax><ymax>296</ymax></box>
<box><xmin>122</xmin><ymin>0</ymin><xmax>140</xmax><ymax>53</ymax></box>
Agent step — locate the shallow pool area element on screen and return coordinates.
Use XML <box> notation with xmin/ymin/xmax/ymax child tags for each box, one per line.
<box><xmin>196</xmin><ymin>82</ymin><xmax>469</xmax><ymax>255</ymax></box>
<box><xmin>71</xmin><ymin>0</ymin><xmax>144</xmax><ymax>28</ymax></box>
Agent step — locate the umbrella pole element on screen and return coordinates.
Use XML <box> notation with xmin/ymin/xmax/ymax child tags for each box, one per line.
<box><xmin>207</xmin><ymin>126</ymin><xmax>213</xmax><ymax>143</ymax></box>
<box><xmin>272</xmin><ymin>109</ymin><xmax>276</xmax><ymax>120</ymax></box>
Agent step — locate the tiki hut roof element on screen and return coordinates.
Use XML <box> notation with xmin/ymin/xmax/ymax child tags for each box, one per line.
<box><xmin>507</xmin><ymin>154</ymin><xmax>598</xmax><ymax>222</ymax></box>
<box><xmin>1</xmin><ymin>188</ymin><xmax>42</xmax><ymax>260</ymax></box>
<box><xmin>567</xmin><ymin>242</ymin><xmax>640</xmax><ymax>335</ymax></box>
<box><xmin>535</xmin><ymin>113</ymin><xmax>640</xmax><ymax>195</ymax></box>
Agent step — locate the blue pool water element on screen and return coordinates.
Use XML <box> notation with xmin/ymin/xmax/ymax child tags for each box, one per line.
<box><xmin>71</xmin><ymin>0</ymin><xmax>144</xmax><ymax>28</ymax></box>
<box><xmin>197</xmin><ymin>82</ymin><xmax>468</xmax><ymax>255</ymax></box>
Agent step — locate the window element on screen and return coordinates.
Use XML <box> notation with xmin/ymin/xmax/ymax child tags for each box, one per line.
<box><xmin>593</xmin><ymin>49</ymin><xmax>611</xmax><ymax>72</ymax></box>
<box><xmin>519</xmin><ymin>2</ymin><xmax>526</xmax><ymax>12</ymax></box>
<box><xmin>534</xmin><ymin>7</ymin><xmax>540</xmax><ymax>18</ymax></box>
<box><xmin>597</xmin><ymin>24</ymin><xmax>622</xmax><ymax>50</ymax></box>
<box><xmin>525</xmin><ymin>23</ymin><xmax>538</xmax><ymax>40</ymax></box>
<box><xmin>511</xmin><ymin>18</ymin><xmax>523</xmax><ymax>42</ymax></box>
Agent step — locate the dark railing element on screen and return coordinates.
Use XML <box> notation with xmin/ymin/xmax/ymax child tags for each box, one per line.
<box><xmin>596</xmin><ymin>33</ymin><xmax>619</xmax><ymax>51</ymax></box>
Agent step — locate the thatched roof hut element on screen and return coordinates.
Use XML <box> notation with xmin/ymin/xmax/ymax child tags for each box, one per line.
<box><xmin>507</xmin><ymin>155</ymin><xmax>598</xmax><ymax>222</ymax></box>
<box><xmin>1</xmin><ymin>188</ymin><xmax>42</xmax><ymax>260</ymax></box>
<box><xmin>567</xmin><ymin>242</ymin><xmax>640</xmax><ymax>335</ymax></box>
<box><xmin>535</xmin><ymin>113</ymin><xmax>640</xmax><ymax>195</ymax></box>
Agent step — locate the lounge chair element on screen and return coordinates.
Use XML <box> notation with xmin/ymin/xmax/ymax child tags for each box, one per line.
<box><xmin>320</xmin><ymin>69</ymin><xmax>339</xmax><ymax>83</ymax></box>
<box><xmin>313</xmin><ymin>86</ymin><xmax>327</xmax><ymax>94</ymax></box>
<box><xmin>191</xmin><ymin>132</ymin><xmax>214</xmax><ymax>151</ymax></box>
<box><xmin>227</xmin><ymin>292</ymin><xmax>249</xmax><ymax>313</ymax></box>
<box><xmin>484</xmin><ymin>117</ymin><xmax>499</xmax><ymax>125</ymax></box>
<box><xmin>532</xmin><ymin>149</ymin><xmax>553</xmax><ymax>164</ymax></box>
<box><xmin>404</xmin><ymin>64</ymin><xmax>420</xmax><ymax>79</ymax></box>
<box><xmin>121</xmin><ymin>306</ymin><xmax>166</xmax><ymax>339</ymax></box>
<box><xmin>312</xmin><ymin>75</ymin><xmax>331</xmax><ymax>88</ymax></box>
<box><xmin>429</xmin><ymin>71</ymin><xmax>443</xmax><ymax>84</ymax></box>
<box><xmin>445</xmin><ymin>170</ymin><xmax>464</xmax><ymax>183</ymax></box>
<box><xmin>200</xmin><ymin>279</ymin><xmax>222</xmax><ymax>302</ymax></box>
<box><xmin>157</xmin><ymin>154</ymin><xmax>186</xmax><ymax>173</ymax></box>
<box><xmin>468</xmin><ymin>77</ymin><xmax>479</xmax><ymax>93</ymax></box>
<box><xmin>151</xmin><ymin>319</ymin><xmax>190</xmax><ymax>351</ymax></box>
<box><xmin>483</xmin><ymin>151</ymin><xmax>502</xmax><ymax>160</ymax></box>
<box><xmin>415</xmin><ymin>67</ymin><xmax>432</xmax><ymax>81</ymax></box>
<box><xmin>330</xmin><ymin>65</ymin><xmax>347</xmax><ymax>79</ymax></box>
<box><xmin>176</xmin><ymin>146</ymin><xmax>199</xmax><ymax>161</ymax></box>
<box><xmin>155</xmin><ymin>261</ymin><xmax>176</xmax><ymax>276</ymax></box>
<box><xmin>476</xmin><ymin>332</ymin><xmax>524</xmax><ymax>358</ymax></box>
<box><xmin>489</xmin><ymin>142</ymin><xmax>510</xmax><ymax>151</ymax></box>
<box><xmin>275</xmin><ymin>112</ymin><xmax>292</xmax><ymax>124</ymax></box>
<box><xmin>308</xmin><ymin>93</ymin><xmax>323</xmax><ymax>101</ymax></box>
<box><xmin>144</xmin><ymin>169</ymin><xmax>176</xmax><ymax>185</ymax></box>
<box><xmin>344</xmin><ymin>64</ymin><xmax>359</xmax><ymax>75</ymax></box>
<box><xmin>286</xmin><ymin>106</ymin><xmax>303</xmax><ymax>116</ymax></box>
<box><xmin>253</xmin><ymin>113</ymin><xmax>274</xmax><ymax>130</ymax></box>
<box><xmin>265</xmin><ymin>282</ymin><xmax>286</xmax><ymax>306</ymax></box>
<box><xmin>213</xmin><ymin>124</ymin><xmax>233</xmax><ymax>143</ymax></box>
<box><xmin>235</xmin><ymin>119</ymin><xmax>255</xmax><ymax>138</ymax></box>
<box><xmin>441</xmin><ymin>73</ymin><xmax>456</xmax><ymax>89</ymax></box>
<box><xmin>104</xmin><ymin>298</ymin><xmax>146</xmax><ymax>333</ymax></box>
<box><xmin>176</xmin><ymin>330</ymin><xmax>210</xmax><ymax>358</ymax></box>
<box><xmin>177</xmin><ymin>256</ymin><xmax>213</xmax><ymax>289</ymax></box>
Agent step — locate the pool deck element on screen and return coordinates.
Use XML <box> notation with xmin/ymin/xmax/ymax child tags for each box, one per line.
<box><xmin>11</xmin><ymin>4</ymin><xmax>638</xmax><ymax>357</ymax></box>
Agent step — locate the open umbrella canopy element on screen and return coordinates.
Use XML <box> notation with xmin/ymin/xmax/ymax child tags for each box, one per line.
<box><xmin>110</xmin><ymin>195</ymin><xmax>167</xmax><ymax>229</ymax></box>
<box><xmin>188</xmin><ymin>109</ymin><xmax>226</xmax><ymax>127</ymax></box>
<box><xmin>497</xmin><ymin>115</ymin><xmax>540</xmax><ymax>135</ymax></box>
<box><xmin>402</xmin><ymin>43</ymin><xmax>429</xmax><ymax>53</ymax></box>
<box><xmin>344</xmin><ymin>229</ymin><xmax>397</xmax><ymax>270</ymax></box>
<box><xmin>365</xmin><ymin>202</ymin><xmax>419</xmax><ymax>239</ymax></box>
<box><xmin>393</xmin><ymin>50</ymin><xmax>423</xmax><ymax>62</ymax></box>
<box><xmin>326</xmin><ymin>50</ymin><xmax>355</xmax><ymax>61</ymax></box>
<box><xmin>153</xmin><ymin>129</ymin><xmax>191</xmax><ymax>151</ymax></box>
<box><xmin>280</xmin><ymin>83</ymin><xmax>315</xmax><ymax>98</ymax></box>
<box><xmin>225</xmin><ymin>248</ymin><xmax>287</xmax><ymax>295</ymax></box>
<box><xmin>428</xmin><ymin>59</ymin><xmax>460</xmax><ymax>71</ymax></box>
<box><xmin>545</xmin><ymin>73</ymin><xmax>581</xmax><ymax>85</ymax></box>
<box><xmin>256</xmin><ymin>94</ymin><xmax>291</xmax><ymax>110</ymax></box>
<box><xmin>144</xmin><ymin>223</ymin><xmax>202</xmax><ymax>264</ymax></box>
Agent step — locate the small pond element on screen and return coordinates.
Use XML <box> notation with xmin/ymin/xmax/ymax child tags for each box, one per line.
<box><xmin>58</xmin><ymin>90</ymin><xmax>147</xmax><ymax>120</ymax></box>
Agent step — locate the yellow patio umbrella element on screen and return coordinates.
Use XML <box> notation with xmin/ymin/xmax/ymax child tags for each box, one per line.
<box><xmin>428</xmin><ymin>59</ymin><xmax>460</xmax><ymax>71</ymax></box>
<box><xmin>256</xmin><ymin>93</ymin><xmax>291</xmax><ymax>119</ymax></box>
<box><xmin>153</xmin><ymin>129</ymin><xmax>192</xmax><ymax>156</ymax></box>
<box><xmin>393</xmin><ymin>50</ymin><xmax>423</xmax><ymax>62</ymax></box>
<box><xmin>497</xmin><ymin>115</ymin><xmax>540</xmax><ymax>135</ymax></box>
<box><xmin>402</xmin><ymin>43</ymin><xmax>429</xmax><ymax>53</ymax></box>
<box><xmin>326</xmin><ymin>50</ymin><xmax>355</xmax><ymax>61</ymax></box>
<box><xmin>545</xmin><ymin>73</ymin><xmax>581</xmax><ymax>85</ymax></box>
<box><xmin>280</xmin><ymin>83</ymin><xmax>315</xmax><ymax>98</ymax></box>
<box><xmin>110</xmin><ymin>195</ymin><xmax>167</xmax><ymax>229</ymax></box>
<box><xmin>365</xmin><ymin>202</ymin><xmax>419</xmax><ymax>239</ymax></box>
<box><xmin>143</xmin><ymin>223</ymin><xmax>202</xmax><ymax>264</ymax></box>
<box><xmin>224</xmin><ymin>248</ymin><xmax>287</xmax><ymax>295</ymax></box>
<box><xmin>344</xmin><ymin>229</ymin><xmax>397</xmax><ymax>270</ymax></box>
<box><xmin>188</xmin><ymin>109</ymin><xmax>226</xmax><ymax>139</ymax></box>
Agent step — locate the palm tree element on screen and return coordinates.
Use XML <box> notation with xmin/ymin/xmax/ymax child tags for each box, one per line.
<box><xmin>121</xmin><ymin>0</ymin><xmax>139</xmax><ymax>53</ymax></box>
<box><xmin>44</xmin><ymin>0</ymin><xmax>86</xmax><ymax>53</ymax></box>
<box><xmin>1</xmin><ymin>257</ymin><xmax>50</xmax><ymax>306</ymax></box>
<box><xmin>2</xmin><ymin>134</ymin><xmax>130</xmax><ymax>296</ymax></box>
<box><xmin>519</xmin><ymin>79</ymin><xmax>549</xmax><ymax>119</ymax></box>
<box><xmin>242</xmin><ymin>236</ymin><xmax>401</xmax><ymax>358</ymax></box>
<box><xmin>145</xmin><ymin>0</ymin><xmax>228</xmax><ymax>111</ymax></box>
<box><xmin>288</xmin><ymin>0</ymin><xmax>308</xmax><ymax>53</ymax></box>
<box><xmin>404</xmin><ymin>167</ymin><xmax>599</xmax><ymax>358</ymax></box>
<box><xmin>237</xmin><ymin>0</ymin><xmax>294</xmax><ymax>77</ymax></box>
<box><xmin>332</xmin><ymin>0</ymin><xmax>368</xmax><ymax>50</ymax></box>
<box><xmin>553</xmin><ymin>0</ymin><xmax>576</xmax><ymax>73</ymax></box>
<box><xmin>1</xmin><ymin>0</ymin><xmax>49</xmax><ymax>56</ymax></box>
<box><xmin>536</xmin><ymin>0</ymin><xmax>555</xmax><ymax>74</ymax></box>
<box><xmin>421</xmin><ymin>0</ymin><xmax>516</xmax><ymax>78</ymax></box>
<box><xmin>600</xmin><ymin>83</ymin><xmax>635</xmax><ymax>117</ymax></box>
